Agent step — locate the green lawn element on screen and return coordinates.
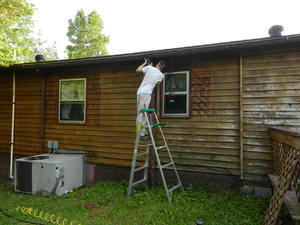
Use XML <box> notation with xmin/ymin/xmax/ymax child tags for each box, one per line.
<box><xmin>0</xmin><ymin>177</ymin><xmax>272</xmax><ymax>225</ymax></box>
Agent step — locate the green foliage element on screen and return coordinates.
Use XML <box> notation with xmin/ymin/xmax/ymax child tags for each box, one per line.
<box><xmin>60</xmin><ymin>79</ymin><xmax>85</xmax><ymax>101</ymax></box>
<box><xmin>0</xmin><ymin>177</ymin><xmax>276</xmax><ymax>225</ymax></box>
<box><xmin>0</xmin><ymin>0</ymin><xmax>58</xmax><ymax>67</ymax></box>
<box><xmin>0</xmin><ymin>0</ymin><xmax>35</xmax><ymax>66</ymax></box>
<box><xmin>33</xmin><ymin>30</ymin><xmax>59</xmax><ymax>61</ymax></box>
<box><xmin>66</xmin><ymin>9</ymin><xmax>109</xmax><ymax>59</ymax></box>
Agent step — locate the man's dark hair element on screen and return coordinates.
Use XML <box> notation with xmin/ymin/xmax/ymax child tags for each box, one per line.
<box><xmin>158</xmin><ymin>60</ymin><xmax>166</xmax><ymax>71</ymax></box>
<box><xmin>145</xmin><ymin>58</ymin><xmax>152</xmax><ymax>65</ymax></box>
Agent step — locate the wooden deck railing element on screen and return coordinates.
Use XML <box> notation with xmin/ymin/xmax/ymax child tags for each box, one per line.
<box><xmin>266</xmin><ymin>128</ymin><xmax>300</xmax><ymax>224</ymax></box>
<box><xmin>269</xmin><ymin>128</ymin><xmax>300</xmax><ymax>199</ymax></box>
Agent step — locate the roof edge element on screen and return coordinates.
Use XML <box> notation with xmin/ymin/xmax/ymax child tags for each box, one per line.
<box><xmin>6</xmin><ymin>33</ymin><xmax>300</xmax><ymax>70</ymax></box>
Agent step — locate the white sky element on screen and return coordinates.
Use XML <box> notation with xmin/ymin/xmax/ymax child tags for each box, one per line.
<box><xmin>28</xmin><ymin>0</ymin><xmax>300</xmax><ymax>59</ymax></box>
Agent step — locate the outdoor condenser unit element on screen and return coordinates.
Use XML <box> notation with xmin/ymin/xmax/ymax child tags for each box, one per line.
<box><xmin>15</xmin><ymin>153</ymin><xmax>84</xmax><ymax>196</ymax></box>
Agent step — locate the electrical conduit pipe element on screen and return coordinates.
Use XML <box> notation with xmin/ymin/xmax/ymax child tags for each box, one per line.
<box><xmin>9</xmin><ymin>71</ymin><xmax>16</xmax><ymax>179</ymax></box>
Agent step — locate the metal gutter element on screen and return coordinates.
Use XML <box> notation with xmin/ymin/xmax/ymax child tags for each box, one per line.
<box><xmin>5</xmin><ymin>34</ymin><xmax>300</xmax><ymax>71</ymax></box>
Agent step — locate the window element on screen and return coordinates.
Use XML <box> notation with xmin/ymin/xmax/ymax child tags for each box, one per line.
<box><xmin>59</xmin><ymin>78</ymin><xmax>86</xmax><ymax>123</ymax></box>
<box><xmin>162</xmin><ymin>71</ymin><xmax>189</xmax><ymax>116</ymax></box>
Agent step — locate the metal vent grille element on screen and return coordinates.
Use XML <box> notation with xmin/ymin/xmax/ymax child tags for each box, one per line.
<box><xmin>16</xmin><ymin>161</ymin><xmax>32</xmax><ymax>193</ymax></box>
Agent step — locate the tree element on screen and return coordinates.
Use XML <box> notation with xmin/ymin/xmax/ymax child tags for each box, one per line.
<box><xmin>66</xmin><ymin>9</ymin><xmax>109</xmax><ymax>59</ymax></box>
<box><xmin>0</xmin><ymin>0</ymin><xmax>36</xmax><ymax>66</ymax></box>
<box><xmin>33</xmin><ymin>30</ymin><xmax>59</xmax><ymax>61</ymax></box>
<box><xmin>0</xmin><ymin>0</ymin><xmax>58</xmax><ymax>66</ymax></box>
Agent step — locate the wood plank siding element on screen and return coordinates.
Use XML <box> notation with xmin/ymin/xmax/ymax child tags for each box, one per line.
<box><xmin>0</xmin><ymin>71</ymin><xmax>42</xmax><ymax>156</ymax></box>
<box><xmin>1</xmin><ymin>43</ymin><xmax>300</xmax><ymax>185</ymax></box>
<box><xmin>0</xmin><ymin>72</ymin><xmax>12</xmax><ymax>153</ymax></box>
<box><xmin>43</xmin><ymin>57</ymin><xmax>242</xmax><ymax>179</ymax></box>
<box><xmin>158</xmin><ymin>55</ymin><xmax>241</xmax><ymax>178</ymax></box>
<box><xmin>15</xmin><ymin>73</ymin><xmax>42</xmax><ymax>155</ymax></box>
<box><xmin>242</xmin><ymin>49</ymin><xmax>300</xmax><ymax>182</ymax></box>
<box><xmin>44</xmin><ymin>65</ymin><xmax>139</xmax><ymax>167</ymax></box>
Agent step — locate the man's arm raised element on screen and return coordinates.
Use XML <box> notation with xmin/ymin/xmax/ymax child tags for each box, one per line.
<box><xmin>136</xmin><ymin>58</ymin><xmax>150</xmax><ymax>73</ymax></box>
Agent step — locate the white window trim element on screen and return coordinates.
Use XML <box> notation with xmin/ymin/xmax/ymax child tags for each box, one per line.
<box><xmin>162</xmin><ymin>71</ymin><xmax>190</xmax><ymax>116</ymax></box>
<box><xmin>58</xmin><ymin>78</ymin><xmax>87</xmax><ymax>124</ymax></box>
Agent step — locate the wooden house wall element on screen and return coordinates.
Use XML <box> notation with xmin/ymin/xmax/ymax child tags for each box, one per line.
<box><xmin>0</xmin><ymin>72</ymin><xmax>12</xmax><ymax>153</ymax></box>
<box><xmin>242</xmin><ymin>49</ymin><xmax>300</xmax><ymax>182</ymax></box>
<box><xmin>159</xmin><ymin>55</ymin><xmax>241</xmax><ymax>178</ymax></box>
<box><xmin>14</xmin><ymin>72</ymin><xmax>42</xmax><ymax>155</ymax></box>
<box><xmin>1</xmin><ymin>46</ymin><xmax>300</xmax><ymax>184</ymax></box>
<box><xmin>0</xmin><ymin>71</ymin><xmax>42</xmax><ymax>156</ymax></box>
<box><xmin>44</xmin><ymin>65</ymin><xmax>139</xmax><ymax>167</ymax></box>
<box><xmin>43</xmin><ymin>58</ymin><xmax>242</xmax><ymax>180</ymax></box>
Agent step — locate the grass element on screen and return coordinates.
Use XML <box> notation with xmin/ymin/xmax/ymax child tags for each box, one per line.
<box><xmin>0</xmin><ymin>177</ymin><xmax>272</xmax><ymax>225</ymax></box>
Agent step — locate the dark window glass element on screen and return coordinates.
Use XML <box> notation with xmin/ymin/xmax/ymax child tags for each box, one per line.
<box><xmin>164</xmin><ymin>94</ymin><xmax>187</xmax><ymax>114</ymax></box>
<box><xmin>60</xmin><ymin>102</ymin><xmax>84</xmax><ymax>121</ymax></box>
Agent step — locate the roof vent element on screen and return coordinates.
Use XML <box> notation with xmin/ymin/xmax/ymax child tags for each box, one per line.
<box><xmin>268</xmin><ymin>25</ymin><xmax>284</xmax><ymax>37</ymax></box>
<box><xmin>35</xmin><ymin>55</ymin><xmax>45</xmax><ymax>62</ymax></box>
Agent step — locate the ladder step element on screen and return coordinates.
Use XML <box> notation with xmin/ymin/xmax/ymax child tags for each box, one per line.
<box><xmin>157</xmin><ymin>145</ymin><xmax>167</xmax><ymax>150</ymax></box>
<box><xmin>134</xmin><ymin>165</ymin><xmax>148</xmax><ymax>172</ymax></box>
<box><xmin>137</xmin><ymin>151</ymin><xmax>149</xmax><ymax>157</ymax></box>
<box><xmin>133</xmin><ymin>178</ymin><xmax>147</xmax><ymax>186</ymax></box>
<box><xmin>161</xmin><ymin>162</ymin><xmax>174</xmax><ymax>169</ymax></box>
<box><xmin>140</xmin><ymin>108</ymin><xmax>155</xmax><ymax>113</ymax></box>
<box><xmin>168</xmin><ymin>184</ymin><xmax>182</xmax><ymax>193</ymax></box>
<box><xmin>152</xmin><ymin>122</ymin><xmax>168</xmax><ymax>128</ymax></box>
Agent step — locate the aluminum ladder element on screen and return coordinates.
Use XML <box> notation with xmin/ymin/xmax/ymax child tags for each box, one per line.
<box><xmin>127</xmin><ymin>108</ymin><xmax>184</xmax><ymax>203</ymax></box>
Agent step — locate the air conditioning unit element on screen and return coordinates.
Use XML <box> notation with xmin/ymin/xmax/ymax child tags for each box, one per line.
<box><xmin>15</xmin><ymin>153</ymin><xmax>84</xmax><ymax>196</ymax></box>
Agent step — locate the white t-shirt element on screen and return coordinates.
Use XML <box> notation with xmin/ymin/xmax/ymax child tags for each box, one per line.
<box><xmin>137</xmin><ymin>66</ymin><xmax>164</xmax><ymax>95</ymax></box>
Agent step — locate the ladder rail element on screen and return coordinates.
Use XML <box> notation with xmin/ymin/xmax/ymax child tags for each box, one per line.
<box><xmin>127</xmin><ymin>135</ymin><xmax>150</xmax><ymax>197</ymax></box>
<box><xmin>127</xmin><ymin>135</ymin><xmax>141</xmax><ymax>197</ymax></box>
<box><xmin>153</xmin><ymin>112</ymin><xmax>184</xmax><ymax>193</ymax></box>
<box><xmin>127</xmin><ymin>108</ymin><xmax>184</xmax><ymax>202</ymax></box>
<box><xmin>143</xmin><ymin>143</ymin><xmax>150</xmax><ymax>186</ymax></box>
<box><xmin>145</xmin><ymin>111</ymin><xmax>172</xmax><ymax>202</ymax></box>
<box><xmin>147</xmin><ymin>111</ymin><xmax>184</xmax><ymax>200</ymax></box>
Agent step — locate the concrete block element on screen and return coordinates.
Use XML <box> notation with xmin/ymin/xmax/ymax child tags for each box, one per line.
<box><xmin>85</xmin><ymin>163</ymin><xmax>95</xmax><ymax>185</ymax></box>
<box><xmin>241</xmin><ymin>185</ymin><xmax>255</xmax><ymax>195</ymax></box>
<box><xmin>254</xmin><ymin>186</ymin><xmax>272</xmax><ymax>199</ymax></box>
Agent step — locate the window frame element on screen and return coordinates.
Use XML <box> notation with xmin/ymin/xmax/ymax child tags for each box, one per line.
<box><xmin>162</xmin><ymin>71</ymin><xmax>190</xmax><ymax>117</ymax></box>
<box><xmin>58</xmin><ymin>78</ymin><xmax>87</xmax><ymax>124</ymax></box>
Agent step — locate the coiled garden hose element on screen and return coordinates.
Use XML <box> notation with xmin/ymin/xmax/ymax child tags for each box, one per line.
<box><xmin>16</xmin><ymin>206</ymin><xmax>83</xmax><ymax>225</ymax></box>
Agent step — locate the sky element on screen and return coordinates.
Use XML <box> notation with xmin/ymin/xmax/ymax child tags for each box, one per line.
<box><xmin>27</xmin><ymin>0</ymin><xmax>300</xmax><ymax>59</ymax></box>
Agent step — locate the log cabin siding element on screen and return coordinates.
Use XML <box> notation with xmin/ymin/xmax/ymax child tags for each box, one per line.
<box><xmin>158</xmin><ymin>56</ymin><xmax>241</xmax><ymax>176</ymax></box>
<box><xmin>43</xmin><ymin>57</ymin><xmax>242</xmax><ymax>177</ymax></box>
<box><xmin>44</xmin><ymin>65</ymin><xmax>138</xmax><ymax>167</ymax></box>
<box><xmin>242</xmin><ymin>49</ymin><xmax>300</xmax><ymax>181</ymax></box>
<box><xmin>14</xmin><ymin>72</ymin><xmax>42</xmax><ymax>155</ymax></box>
<box><xmin>0</xmin><ymin>71</ymin><xmax>42</xmax><ymax>156</ymax></box>
<box><xmin>1</xmin><ymin>40</ymin><xmax>300</xmax><ymax>185</ymax></box>
<box><xmin>0</xmin><ymin>73</ymin><xmax>12</xmax><ymax>154</ymax></box>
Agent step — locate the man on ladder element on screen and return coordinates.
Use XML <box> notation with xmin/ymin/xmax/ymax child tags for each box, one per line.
<box><xmin>127</xmin><ymin>58</ymin><xmax>184</xmax><ymax>203</ymax></box>
<box><xmin>135</xmin><ymin>58</ymin><xmax>165</xmax><ymax>139</ymax></box>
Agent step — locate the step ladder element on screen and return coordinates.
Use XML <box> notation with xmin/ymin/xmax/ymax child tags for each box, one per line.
<box><xmin>127</xmin><ymin>108</ymin><xmax>184</xmax><ymax>203</ymax></box>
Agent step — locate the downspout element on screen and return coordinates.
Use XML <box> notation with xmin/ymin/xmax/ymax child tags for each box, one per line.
<box><xmin>239</xmin><ymin>55</ymin><xmax>244</xmax><ymax>180</ymax></box>
<box><xmin>39</xmin><ymin>72</ymin><xmax>46</xmax><ymax>154</ymax></box>
<box><xmin>9</xmin><ymin>71</ymin><xmax>16</xmax><ymax>179</ymax></box>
